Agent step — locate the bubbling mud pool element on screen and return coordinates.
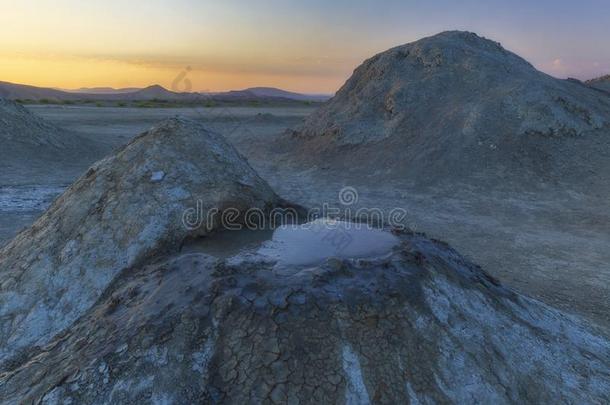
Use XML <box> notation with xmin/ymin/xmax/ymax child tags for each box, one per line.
<box><xmin>182</xmin><ymin>218</ymin><xmax>401</xmax><ymax>267</ymax></box>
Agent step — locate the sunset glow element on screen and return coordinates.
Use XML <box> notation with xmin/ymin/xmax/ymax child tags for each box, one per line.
<box><xmin>1</xmin><ymin>0</ymin><xmax>609</xmax><ymax>92</ymax></box>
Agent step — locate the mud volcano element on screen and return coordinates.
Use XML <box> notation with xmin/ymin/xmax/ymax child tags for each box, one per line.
<box><xmin>290</xmin><ymin>31</ymin><xmax>610</xmax><ymax>191</ymax></box>
<box><xmin>1</xmin><ymin>118</ymin><xmax>608</xmax><ymax>403</ymax></box>
<box><xmin>1</xmin><ymin>218</ymin><xmax>609</xmax><ymax>403</ymax></box>
<box><xmin>0</xmin><ymin>98</ymin><xmax>102</xmax><ymax>185</ymax></box>
<box><xmin>0</xmin><ymin>117</ymin><xmax>282</xmax><ymax>366</ymax></box>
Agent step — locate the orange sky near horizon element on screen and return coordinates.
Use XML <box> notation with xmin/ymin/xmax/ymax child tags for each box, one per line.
<box><xmin>0</xmin><ymin>1</ymin><xmax>366</xmax><ymax>93</ymax></box>
<box><xmin>0</xmin><ymin>0</ymin><xmax>608</xmax><ymax>93</ymax></box>
<box><xmin>0</xmin><ymin>53</ymin><xmax>347</xmax><ymax>94</ymax></box>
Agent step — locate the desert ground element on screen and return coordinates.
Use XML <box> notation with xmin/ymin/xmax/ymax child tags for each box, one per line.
<box><xmin>4</xmin><ymin>0</ymin><xmax>610</xmax><ymax>396</ymax></box>
<box><xmin>1</xmin><ymin>103</ymin><xmax>608</xmax><ymax>335</ymax></box>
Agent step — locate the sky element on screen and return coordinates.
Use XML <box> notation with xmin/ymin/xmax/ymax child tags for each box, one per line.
<box><xmin>0</xmin><ymin>0</ymin><xmax>609</xmax><ymax>93</ymax></box>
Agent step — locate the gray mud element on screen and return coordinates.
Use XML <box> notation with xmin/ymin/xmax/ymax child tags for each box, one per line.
<box><xmin>1</xmin><ymin>105</ymin><xmax>609</xmax><ymax>333</ymax></box>
<box><xmin>2</xmin><ymin>226</ymin><xmax>608</xmax><ymax>403</ymax></box>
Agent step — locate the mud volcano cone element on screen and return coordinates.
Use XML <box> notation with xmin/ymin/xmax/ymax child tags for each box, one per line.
<box><xmin>0</xmin><ymin>113</ymin><xmax>608</xmax><ymax>403</ymax></box>
<box><xmin>291</xmin><ymin>31</ymin><xmax>610</xmax><ymax>190</ymax></box>
<box><xmin>0</xmin><ymin>117</ymin><xmax>282</xmax><ymax>366</ymax></box>
<box><xmin>0</xmin><ymin>98</ymin><xmax>104</xmax><ymax>184</ymax></box>
<box><xmin>1</xmin><ymin>220</ymin><xmax>608</xmax><ymax>403</ymax></box>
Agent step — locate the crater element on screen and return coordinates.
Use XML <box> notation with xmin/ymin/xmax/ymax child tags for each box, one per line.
<box><xmin>184</xmin><ymin>218</ymin><xmax>400</xmax><ymax>269</ymax></box>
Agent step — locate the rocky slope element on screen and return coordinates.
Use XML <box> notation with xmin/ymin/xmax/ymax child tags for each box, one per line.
<box><xmin>288</xmin><ymin>31</ymin><xmax>610</xmax><ymax>191</ymax></box>
<box><xmin>0</xmin><ymin>222</ymin><xmax>608</xmax><ymax>403</ymax></box>
<box><xmin>0</xmin><ymin>117</ymin><xmax>282</xmax><ymax>368</ymax></box>
<box><xmin>0</xmin><ymin>98</ymin><xmax>103</xmax><ymax>185</ymax></box>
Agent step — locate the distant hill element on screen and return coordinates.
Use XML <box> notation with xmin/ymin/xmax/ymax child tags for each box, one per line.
<box><xmin>127</xmin><ymin>84</ymin><xmax>186</xmax><ymax>100</ymax></box>
<box><xmin>64</xmin><ymin>87</ymin><xmax>142</xmax><ymax>94</ymax></box>
<box><xmin>0</xmin><ymin>81</ymin><xmax>329</xmax><ymax>103</ymax></box>
<box><xmin>0</xmin><ymin>82</ymin><xmax>190</xmax><ymax>102</ymax></box>
<box><xmin>225</xmin><ymin>87</ymin><xmax>331</xmax><ymax>102</ymax></box>
<box><xmin>0</xmin><ymin>81</ymin><xmax>78</xmax><ymax>101</ymax></box>
<box><xmin>586</xmin><ymin>75</ymin><xmax>610</xmax><ymax>93</ymax></box>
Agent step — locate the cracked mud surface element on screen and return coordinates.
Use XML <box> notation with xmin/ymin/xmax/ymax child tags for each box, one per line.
<box><xmin>1</xmin><ymin>227</ymin><xmax>608</xmax><ymax>403</ymax></box>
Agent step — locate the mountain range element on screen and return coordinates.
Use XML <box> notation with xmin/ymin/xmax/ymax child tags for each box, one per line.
<box><xmin>0</xmin><ymin>81</ymin><xmax>331</xmax><ymax>103</ymax></box>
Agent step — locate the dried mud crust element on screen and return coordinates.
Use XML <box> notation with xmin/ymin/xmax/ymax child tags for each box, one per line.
<box><xmin>0</xmin><ymin>117</ymin><xmax>282</xmax><ymax>367</ymax></box>
<box><xmin>1</xmin><ymin>230</ymin><xmax>608</xmax><ymax>404</ymax></box>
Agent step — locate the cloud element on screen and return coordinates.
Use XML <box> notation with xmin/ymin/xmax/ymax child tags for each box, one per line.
<box><xmin>551</xmin><ymin>58</ymin><xmax>563</xmax><ymax>69</ymax></box>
